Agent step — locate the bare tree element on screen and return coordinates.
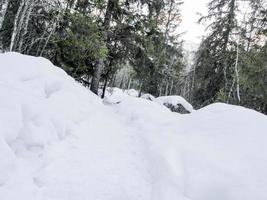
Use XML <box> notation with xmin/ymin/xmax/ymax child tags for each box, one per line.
<box><xmin>10</xmin><ymin>0</ymin><xmax>25</xmax><ymax>51</ymax></box>
<box><xmin>0</xmin><ymin>0</ymin><xmax>9</xmax><ymax>30</ymax></box>
<box><xmin>18</xmin><ymin>0</ymin><xmax>34</xmax><ymax>52</ymax></box>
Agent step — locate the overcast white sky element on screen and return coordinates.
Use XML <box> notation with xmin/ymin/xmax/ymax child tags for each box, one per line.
<box><xmin>180</xmin><ymin>0</ymin><xmax>209</xmax><ymax>44</ymax></box>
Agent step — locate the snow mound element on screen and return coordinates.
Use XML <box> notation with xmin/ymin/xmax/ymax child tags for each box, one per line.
<box><xmin>0</xmin><ymin>52</ymin><xmax>267</xmax><ymax>200</ymax></box>
<box><xmin>103</xmin><ymin>87</ymin><xmax>140</xmax><ymax>104</ymax></box>
<box><xmin>103</xmin><ymin>87</ymin><xmax>127</xmax><ymax>104</ymax></box>
<box><xmin>113</xmin><ymin>96</ymin><xmax>173</xmax><ymax>126</ymax></box>
<box><xmin>113</xmin><ymin>99</ymin><xmax>267</xmax><ymax>200</ymax></box>
<box><xmin>141</xmin><ymin>93</ymin><xmax>156</xmax><ymax>101</ymax></box>
<box><xmin>155</xmin><ymin>95</ymin><xmax>194</xmax><ymax>113</ymax></box>
<box><xmin>0</xmin><ymin>53</ymin><xmax>149</xmax><ymax>199</ymax></box>
<box><xmin>124</xmin><ymin>88</ymin><xmax>139</xmax><ymax>97</ymax></box>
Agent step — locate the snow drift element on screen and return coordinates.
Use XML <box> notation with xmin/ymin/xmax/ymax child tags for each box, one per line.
<box><xmin>0</xmin><ymin>52</ymin><xmax>267</xmax><ymax>200</ymax></box>
<box><xmin>155</xmin><ymin>95</ymin><xmax>194</xmax><ymax>113</ymax></box>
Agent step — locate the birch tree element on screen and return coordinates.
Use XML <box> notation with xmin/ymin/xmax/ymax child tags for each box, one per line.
<box><xmin>0</xmin><ymin>0</ymin><xmax>9</xmax><ymax>30</ymax></box>
<box><xmin>9</xmin><ymin>0</ymin><xmax>25</xmax><ymax>51</ymax></box>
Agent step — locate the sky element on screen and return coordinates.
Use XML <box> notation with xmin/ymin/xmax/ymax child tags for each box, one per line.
<box><xmin>180</xmin><ymin>0</ymin><xmax>209</xmax><ymax>45</ymax></box>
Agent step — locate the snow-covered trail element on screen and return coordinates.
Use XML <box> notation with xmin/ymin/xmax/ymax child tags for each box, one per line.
<box><xmin>1</xmin><ymin>52</ymin><xmax>267</xmax><ymax>200</ymax></box>
<box><xmin>30</xmin><ymin>111</ymin><xmax>152</xmax><ymax>200</ymax></box>
<box><xmin>109</xmin><ymin>97</ymin><xmax>267</xmax><ymax>200</ymax></box>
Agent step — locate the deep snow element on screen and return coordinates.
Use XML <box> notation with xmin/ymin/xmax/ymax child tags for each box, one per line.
<box><xmin>0</xmin><ymin>52</ymin><xmax>267</xmax><ymax>200</ymax></box>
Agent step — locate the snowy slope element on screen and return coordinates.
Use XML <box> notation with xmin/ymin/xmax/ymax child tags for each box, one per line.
<box><xmin>0</xmin><ymin>52</ymin><xmax>267</xmax><ymax>200</ymax></box>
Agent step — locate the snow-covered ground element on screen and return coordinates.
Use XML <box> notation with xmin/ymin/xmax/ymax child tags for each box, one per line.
<box><xmin>0</xmin><ymin>52</ymin><xmax>267</xmax><ymax>200</ymax></box>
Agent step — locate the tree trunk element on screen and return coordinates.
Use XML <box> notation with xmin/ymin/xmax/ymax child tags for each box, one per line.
<box><xmin>159</xmin><ymin>84</ymin><xmax>162</xmax><ymax>96</ymax></box>
<box><xmin>10</xmin><ymin>0</ymin><xmax>25</xmax><ymax>51</ymax></box>
<box><xmin>138</xmin><ymin>82</ymin><xmax>143</xmax><ymax>97</ymax></box>
<box><xmin>109</xmin><ymin>73</ymin><xmax>116</xmax><ymax>87</ymax></box>
<box><xmin>227</xmin><ymin>78</ymin><xmax>235</xmax><ymax>103</ymax></box>
<box><xmin>0</xmin><ymin>0</ymin><xmax>9</xmax><ymax>30</ymax></box>
<box><xmin>91</xmin><ymin>59</ymin><xmax>104</xmax><ymax>94</ymax></box>
<box><xmin>11</xmin><ymin>0</ymin><xmax>32</xmax><ymax>52</ymax></box>
<box><xmin>119</xmin><ymin>73</ymin><xmax>126</xmax><ymax>89</ymax></box>
<box><xmin>190</xmin><ymin>66</ymin><xmax>196</xmax><ymax>103</ymax></box>
<box><xmin>165</xmin><ymin>81</ymin><xmax>169</xmax><ymax>96</ymax></box>
<box><xmin>222</xmin><ymin>0</ymin><xmax>236</xmax><ymax>98</ymax></box>
<box><xmin>169</xmin><ymin>79</ymin><xmax>174</xmax><ymax>95</ymax></box>
<box><xmin>127</xmin><ymin>78</ymin><xmax>132</xmax><ymax>90</ymax></box>
<box><xmin>234</xmin><ymin>37</ymin><xmax>240</xmax><ymax>102</ymax></box>
<box><xmin>101</xmin><ymin>76</ymin><xmax>109</xmax><ymax>99</ymax></box>
<box><xmin>90</xmin><ymin>0</ymin><xmax>114</xmax><ymax>95</ymax></box>
<box><xmin>18</xmin><ymin>0</ymin><xmax>34</xmax><ymax>52</ymax></box>
<box><xmin>0</xmin><ymin>0</ymin><xmax>9</xmax><ymax>50</ymax></box>
<box><xmin>227</xmin><ymin>36</ymin><xmax>240</xmax><ymax>103</ymax></box>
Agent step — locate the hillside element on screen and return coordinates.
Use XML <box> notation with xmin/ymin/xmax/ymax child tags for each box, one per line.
<box><xmin>0</xmin><ymin>52</ymin><xmax>267</xmax><ymax>200</ymax></box>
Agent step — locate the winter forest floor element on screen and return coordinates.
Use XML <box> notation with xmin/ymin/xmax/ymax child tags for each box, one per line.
<box><xmin>0</xmin><ymin>52</ymin><xmax>267</xmax><ymax>200</ymax></box>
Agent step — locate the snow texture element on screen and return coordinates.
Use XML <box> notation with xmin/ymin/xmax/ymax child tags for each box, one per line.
<box><xmin>0</xmin><ymin>52</ymin><xmax>267</xmax><ymax>200</ymax></box>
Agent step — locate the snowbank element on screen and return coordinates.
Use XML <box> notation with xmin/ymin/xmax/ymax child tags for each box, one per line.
<box><xmin>0</xmin><ymin>52</ymin><xmax>267</xmax><ymax>200</ymax></box>
<box><xmin>113</xmin><ymin>99</ymin><xmax>267</xmax><ymax>200</ymax></box>
<box><xmin>125</xmin><ymin>88</ymin><xmax>139</xmax><ymax>97</ymax></box>
<box><xmin>103</xmin><ymin>87</ymin><xmax>125</xmax><ymax>104</ymax></box>
<box><xmin>0</xmin><ymin>53</ymin><xmax>149</xmax><ymax>200</ymax></box>
<box><xmin>103</xmin><ymin>87</ymin><xmax>140</xmax><ymax>105</ymax></box>
<box><xmin>141</xmin><ymin>93</ymin><xmax>156</xmax><ymax>101</ymax></box>
<box><xmin>155</xmin><ymin>95</ymin><xmax>194</xmax><ymax>113</ymax></box>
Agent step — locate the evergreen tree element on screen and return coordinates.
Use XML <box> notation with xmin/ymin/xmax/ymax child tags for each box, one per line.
<box><xmin>193</xmin><ymin>0</ymin><xmax>240</xmax><ymax>107</ymax></box>
<box><xmin>192</xmin><ymin>0</ymin><xmax>267</xmax><ymax>114</ymax></box>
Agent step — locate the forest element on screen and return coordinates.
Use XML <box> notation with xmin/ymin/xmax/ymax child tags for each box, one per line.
<box><xmin>1</xmin><ymin>1</ymin><xmax>267</xmax><ymax>199</ymax></box>
<box><xmin>0</xmin><ymin>0</ymin><xmax>266</xmax><ymax>114</ymax></box>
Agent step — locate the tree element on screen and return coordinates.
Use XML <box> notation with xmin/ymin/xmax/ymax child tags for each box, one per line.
<box><xmin>239</xmin><ymin>42</ymin><xmax>267</xmax><ymax>114</ymax></box>
<box><xmin>192</xmin><ymin>0</ymin><xmax>240</xmax><ymax>107</ymax></box>
<box><xmin>51</xmin><ymin>12</ymin><xmax>107</xmax><ymax>80</ymax></box>
<box><xmin>90</xmin><ymin>0</ymin><xmax>118</xmax><ymax>95</ymax></box>
<box><xmin>0</xmin><ymin>0</ymin><xmax>186</xmax><ymax>99</ymax></box>
<box><xmin>192</xmin><ymin>0</ymin><xmax>267</xmax><ymax>114</ymax></box>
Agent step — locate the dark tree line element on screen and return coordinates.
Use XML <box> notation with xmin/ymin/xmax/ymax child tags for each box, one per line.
<box><xmin>190</xmin><ymin>0</ymin><xmax>267</xmax><ymax>114</ymax></box>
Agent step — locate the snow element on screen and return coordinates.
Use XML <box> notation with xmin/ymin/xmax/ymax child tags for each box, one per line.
<box><xmin>155</xmin><ymin>95</ymin><xmax>194</xmax><ymax>113</ymax></box>
<box><xmin>103</xmin><ymin>89</ymin><xmax>193</xmax><ymax>113</ymax></box>
<box><xmin>103</xmin><ymin>87</ymin><xmax>125</xmax><ymax>104</ymax></box>
<box><xmin>0</xmin><ymin>52</ymin><xmax>267</xmax><ymax>200</ymax></box>
<box><xmin>103</xmin><ymin>87</ymin><xmax>139</xmax><ymax>104</ymax></box>
<box><xmin>125</xmin><ymin>88</ymin><xmax>139</xmax><ymax>97</ymax></box>
<box><xmin>141</xmin><ymin>93</ymin><xmax>156</xmax><ymax>101</ymax></box>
